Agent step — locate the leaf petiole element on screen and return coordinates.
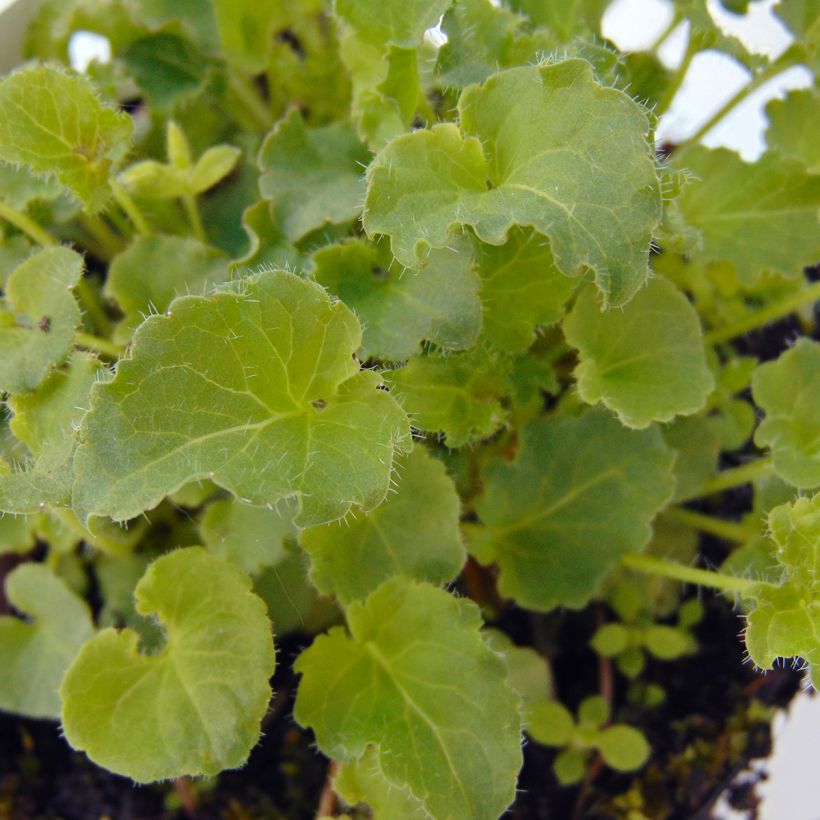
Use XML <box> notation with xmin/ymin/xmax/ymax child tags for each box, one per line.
<box><xmin>75</xmin><ymin>331</ymin><xmax>122</xmax><ymax>359</ymax></box>
<box><xmin>110</xmin><ymin>180</ymin><xmax>153</xmax><ymax>237</ymax></box>
<box><xmin>680</xmin><ymin>54</ymin><xmax>797</xmax><ymax>148</ymax></box>
<box><xmin>679</xmin><ymin>457</ymin><xmax>775</xmax><ymax>501</ymax></box>
<box><xmin>0</xmin><ymin>199</ymin><xmax>56</xmax><ymax>247</ymax></box>
<box><xmin>620</xmin><ymin>553</ymin><xmax>756</xmax><ymax>594</ymax></box>
<box><xmin>705</xmin><ymin>280</ymin><xmax>820</xmax><ymax>346</ymax></box>
<box><xmin>227</xmin><ymin>69</ymin><xmax>271</xmax><ymax>131</ymax></box>
<box><xmin>182</xmin><ymin>193</ymin><xmax>207</xmax><ymax>242</ymax></box>
<box><xmin>666</xmin><ymin>507</ymin><xmax>752</xmax><ymax>543</ymax></box>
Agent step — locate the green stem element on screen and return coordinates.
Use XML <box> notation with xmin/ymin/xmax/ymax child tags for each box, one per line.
<box><xmin>50</xmin><ymin>508</ymin><xmax>131</xmax><ymax>556</ymax></box>
<box><xmin>75</xmin><ymin>277</ymin><xmax>113</xmax><ymax>337</ymax></box>
<box><xmin>666</xmin><ymin>507</ymin><xmax>752</xmax><ymax>543</ymax></box>
<box><xmin>620</xmin><ymin>553</ymin><xmax>755</xmax><ymax>594</ymax></box>
<box><xmin>650</xmin><ymin>12</ymin><xmax>682</xmax><ymax>54</ymax></box>
<box><xmin>182</xmin><ymin>194</ymin><xmax>206</xmax><ymax>243</ymax></box>
<box><xmin>656</xmin><ymin>38</ymin><xmax>698</xmax><ymax>116</ymax></box>
<box><xmin>111</xmin><ymin>180</ymin><xmax>152</xmax><ymax>237</ymax></box>
<box><xmin>705</xmin><ymin>280</ymin><xmax>820</xmax><ymax>345</ymax></box>
<box><xmin>683</xmin><ymin>457</ymin><xmax>775</xmax><ymax>501</ymax></box>
<box><xmin>228</xmin><ymin>69</ymin><xmax>272</xmax><ymax>131</ymax></box>
<box><xmin>680</xmin><ymin>57</ymin><xmax>795</xmax><ymax>148</ymax></box>
<box><xmin>75</xmin><ymin>213</ymin><xmax>124</xmax><ymax>260</ymax></box>
<box><xmin>0</xmin><ymin>200</ymin><xmax>56</xmax><ymax>247</ymax></box>
<box><xmin>75</xmin><ymin>330</ymin><xmax>122</xmax><ymax>358</ymax></box>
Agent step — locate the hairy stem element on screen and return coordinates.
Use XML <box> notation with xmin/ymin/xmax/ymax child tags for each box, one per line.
<box><xmin>110</xmin><ymin>180</ymin><xmax>152</xmax><ymax>237</ymax></box>
<box><xmin>228</xmin><ymin>69</ymin><xmax>272</xmax><ymax>131</ymax></box>
<box><xmin>666</xmin><ymin>507</ymin><xmax>752</xmax><ymax>543</ymax></box>
<box><xmin>182</xmin><ymin>194</ymin><xmax>207</xmax><ymax>243</ymax></box>
<box><xmin>50</xmin><ymin>508</ymin><xmax>133</xmax><ymax>556</ymax></box>
<box><xmin>649</xmin><ymin>12</ymin><xmax>682</xmax><ymax>54</ymax></box>
<box><xmin>620</xmin><ymin>553</ymin><xmax>756</xmax><ymax>594</ymax></box>
<box><xmin>0</xmin><ymin>200</ymin><xmax>56</xmax><ymax>247</ymax></box>
<box><xmin>680</xmin><ymin>56</ymin><xmax>795</xmax><ymax>148</ymax></box>
<box><xmin>75</xmin><ymin>213</ymin><xmax>125</xmax><ymax>260</ymax></box>
<box><xmin>75</xmin><ymin>331</ymin><xmax>122</xmax><ymax>358</ymax></box>
<box><xmin>684</xmin><ymin>457</ymin><xmax>776</xmax><ymax>501</ymax></box>
<box><xmin>75</xmin><ymin>277</ymin><xmax>113</xmax><ymax>337</ymax></box>
<box><xmin>656</xmin><ymin>38</ymin><xmax>698</xmax><ymax>117</ymax></box>
<box><xmin>705</xmin><ymin>279</ymin><xmax>820</xmax><ymax>345</ymax></box>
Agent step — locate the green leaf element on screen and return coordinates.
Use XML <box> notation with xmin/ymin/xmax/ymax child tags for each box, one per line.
<box><xmin>121</xmin><ymin>32</ymin><xmax>210</xmax><ymax>108</ymax></box>
<box><xmin>526</xmin><ymin>700</ymin><xmax>575</xmax><ymax>746</ymax></box>
<box><xmin>311</xmin><ymin>237</ymin><xmax>482</xmax><ymax>361</ymax></box>
<box><xmin>334</xmin><ymin>0</ymin><xmax>451</xmax><ymax>48</ymax></box>
<box><xmin>553</xmin><ymin>748</ymin><xmax>586</xmax><ymax>785</ymax></box>
<box><xmin>674</xmin><ymin>147</ymin><xmax>820</xmax><ymax>284</ymax></box>
<box><xmin>72</xmin><ymin>270</ymin><xmax>412</xmax><ymax>527</ymax></box>
<box><xmin>253</xmin><ymin>543</ymin><xmax>339</xmax><ymax>636</ymax></box>
<box><xmin>294</xmin><ymin>579</ymin><xmax>522</xmax><ymax>820</ymax></box>
<box><xmin>105</xmin><ymin>234</ymin><xmax>230</xmax><ymax>343</ymax></box>
<box><xmin>190</xmin><ymin>145</ymin><xmax>241</xmax><ymax>194</ymax></box>
<box><xmin>590</xmin><ymin>624</ymin><xmax>630</xmax><ymax>657</ymax></box>
<box><xmin>508</xmin><ymin>0</ymin><xmax>608</xmax><ymax>40</ymax></box>
<box><xmin>213</xmin><ymin>0</ymin><xmax>279</xmax><ymax>72</ymax></box>
<box><xmin>478</xmin><ymin>227</ymin><xmax>576</xmax><ymax>353</ymax></box>
<box><xmin>744</xmin><ymin>492</ymin><xmax>820</xmax><ymax>685</ymax></box>
<box><xmin>564</xmin><ymin>277</ymin><xmax>714</xmax><ymax>428</ymax></box>
<box><xmin>1</xmin><ymin>353</ymin><xmax>105</xmax><ymax>514</ymax></box>
<box><xmin>578</xmin><ymin>694</ymin><xmax>609</xmax><ymax>728</ymax></box>
<box><xmin>301</xmin><ymin>447</ymin><xmax>465</xmax><ymax>604</ymax></box>
<box><xmin>233</xmin><ymin>200</ymin><xmax>306</xmax><ymax>273</ymax></box>
<box><xmin>597</xmin><ymin>725</ymin><xmax>650</xmax><ymax>772</ymax></box>
<box><xmin>766</xmin><ymin>88</ymin><xmax>820</xmax><ymax>173</ymax></box>
<box><xmin>385</xmin><ymin>349</ymin><xmax>509</xmax><ymax>447</ymax></box>
<box><xmin>199</xmin><ymin>497</ymin><xmax>297</xmax><ymax>574</ymax></box>
<box><xmin>483</xmin><ymin>629</ymin><xmax>553</xmax><ymax>714</ymax></box>
<box><xmin>335</xmin><ymin>747</ymin><xmax>428</xmax><ymax>819</ymax></box>
<box><xmin>258</xmin><ymin>110</ymin><xmax>370</xmax><ymax>243</ymax></box>
<box><xmin>752</xmin><ymin>339</ymin><xmax>820</xmax><ymax>488</ymax></box>
<box><xmin>473</xmin><ymin>410</ymin><xmax>676</xmax><ymax>610</ymax></box>
<box><xmin>0</xmin><ymin>563</ymin><xmax>94</xmax><ymax>718</ymax></box>
<box><xmin>437</xmin><ymin>0</ymin><xmax>529</xmax><ymax>89</ymax></box>
<box><xmin>364</xmin><ymin>60</ymin><xmax>661</xmax><ymax>307</ymax></box>
<box><xmin>60</xmin><ymin>546</ymin><xmax>276</xmax><ymax>781</ymax></box>
<box><xmin>0</xmin><ymin>66</ymin><xmax>133</xmax><ymax>212</ymax></box>
<box><xmin>663</xmin><ymin>416</ymin><xmax>721</xmax><ymax>502</ymax></box>
<box><xmin>0</xmin><ymin>247</ymin><xmax>83</xmax><ymax>395</ymax></box>
<box><xmin>0</xmin><ymin>163</ymin><xmax>62</xmax><ymax>210</ymax></box>
<box><xmin>769</xmin><ymin>492</ymin><xmax>820</xmax><ymax>579</ymax></box>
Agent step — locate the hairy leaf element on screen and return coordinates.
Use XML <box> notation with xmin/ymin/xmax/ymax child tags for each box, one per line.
<box><xmin>258</xmin><ymin>110</ymin><xmax>370</xmax><ymax>243</ymax></box>
<box><xmin>60</xmin><ymin>547</ymin><xmax>275</xmax><ymax>781</ymax></box>
<box><xmin>0</xmin><ymin>563</ymin><xmax>94</xmax><ymax>718</ymax></box>
<box><xmin>0</xmin><ymin>67</ymin><xmax>133</xmax><ymax>211</ymax></box>
<box><xmin>72</xmin><ymin>270</ymin><xmax>411</xmax><ymax>526</ymax></box>
<box><xmin>105</xmin><ymin>234</ymin><xmax>230</xmax><ymax>343</ymax></box>
<box><xmin>364</xmin><ymin>60</ymin><xmax>661</xmax><ymax>307</ymax></box>
<box><xmin>311</xmin><ymin>237</ymin><xmax>481</xmax><ymax>360</ymax></box>
<box><xmin>1</xmin><ymin>354</ymin><xmax>105</xmax><ymax>514</ymax></box>
<box><xmin>385</xmin><ymin>349</ymin><xmax>509</xmax><ymax>447</ymax></box>
<box><xmin>473</xmin><ymin>410</ymin><xmax>676</xmax><ymax>610</ymax></box>
<box><xmin>199</xmin><ymin>497</ymin><xmax>297</xmax><ymax>574</ymax></box>
<box><xmin>294</xmin><ymin>578</ymin><xmax>522</xmax><ymax>820</ymax></box>
<box><xmin>301</xmin><ymin>447</ymin><xmax>465</xmax><ymax>604</ymax></box>
<box><xmin>478</xmin><ymin>227</ymin><xmax>576</xmax><ymax>352</ymax></box>
<box><xmin>675</xmin><ymin>146</ymin><xmax>820</xmax><ymax>284</ymax></box>
<box><xmin>766</xmin><ymin>88</ymin><xmax>820</xmax><ymax>173</ymax></box>
<box><xmin>564</xmin><ymin>277</ymin><xmax>714</xmax><ymax>428</ymax></box>
<box><xmin>0</xmin><ymin>247</ymin><xmax>83</xmax><ymax>395</ymax></box>
<box><xmin>752</xmin><ymin>339</ymin><xmax>820</xmax><ymax>488</ymax></box>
